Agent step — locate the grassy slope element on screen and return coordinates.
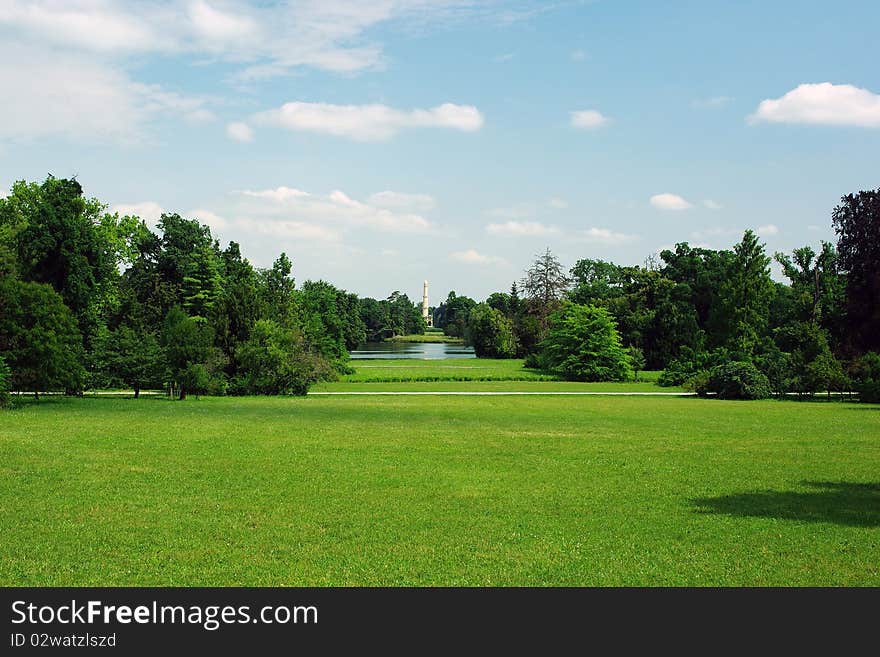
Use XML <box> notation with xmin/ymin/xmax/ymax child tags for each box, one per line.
<box><xmin>1</xmin><ymin>395</ymin><xmax>877</xmax><ymax>586</ymax></box>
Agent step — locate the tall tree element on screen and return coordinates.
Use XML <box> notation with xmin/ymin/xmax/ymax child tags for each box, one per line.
<box><xmin>0</xmin><ymin>278</ymin><xmax>84</xmax><ymax>397</ymax></box>
<box><xmin>831</xmin><ymin>188</ymin><xmax>880</xmax><ymax>354</ymax></box>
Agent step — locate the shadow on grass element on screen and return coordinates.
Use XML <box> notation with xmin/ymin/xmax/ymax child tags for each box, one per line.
<box><xmin>692</xmin><ymin>481</ymin><xmax>880</xmax><ymax>527</ymax></box>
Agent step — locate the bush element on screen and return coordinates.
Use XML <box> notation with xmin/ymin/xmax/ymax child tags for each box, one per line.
<box><xmin>701</xmin><ymin>361</ymin><xmax>772</xmax><ymax>400</ymax></box>
<box><xmin>0</xmin><ymin>355</ymin><xmax>11</xmax><ymax>408</ymax></box>
<box><xmin>850</xmin><ymin>352</ymin><xmax>880</xmax><ymax>403</ymax></box>
<box><xmin>233</xmin><ymin>319</ymin><xmax>334</xmax><ymax>395</ymax></box>
<box><xmin>466</xmin><ymin>304</ymin><xmax>517</xmax><ymax>359</ymax></box>
<box><xmin>536</xmin><ymin>303</ymin><xmax>632</xmax><ymax>382</ymax></box>
<box><xmin>659</xmin><ymin>348</ymin><xmax>727</xmax><ymax>387</ymax></box>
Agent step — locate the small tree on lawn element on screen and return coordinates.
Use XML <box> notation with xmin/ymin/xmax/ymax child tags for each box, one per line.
<box><xmin>537</xmin><ymin>303</ymin><xmax>633</xmax><ymax>381</ymax></box>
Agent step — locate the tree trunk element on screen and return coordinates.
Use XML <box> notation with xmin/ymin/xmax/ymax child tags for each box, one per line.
<box><xmin>34</xmin><ymin>390</ymin><xmax>39</xmax><ymax>401</ymax></box>
<box><xmin>179</xmin><ymin>387</ymin><xmax>187</xmax><ymax>401</ymax></box>
<box><xmin>134</xmin><ymin>386</ymin><xmax>140</xmax><ymax>399</ymax></box>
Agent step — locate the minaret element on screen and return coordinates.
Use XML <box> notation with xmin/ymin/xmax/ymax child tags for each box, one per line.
<box><xmin>422</xmin><ymin>280</ymin><xmax>433</xmax><ymax>327</ymax></box>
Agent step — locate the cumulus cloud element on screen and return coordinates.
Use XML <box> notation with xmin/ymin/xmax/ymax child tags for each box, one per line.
<box><xmin>252</xmin><ymin>101</ymin><xmax>484</xmax><ymax>141</ymax></box>
<box><xmin>486</xmin><ymin>221</ymin><xmax>559</xmax><ymax>237</ymax></box>
<box><xmin>703</xmin><ymin>199</ymin><xmax>723</xmax><ymax>210</ymax></box>
<box><xmin>570</xmin><ymin>109</ymin><xmax>610</xmax><ymax>129</ymax></box>
<box><xmin>650</xmin><ymin>193</ymin><xmax>692</xmax><ymax>211</ymax></box>
<box><xmin>110</xmin><ymin>201</ymin><xmax>165</xmax><ymax>229</ymax></box>
<box><xmin>235</xmin><ymin>186</ymin><xmax>433</xmax><ymax>234</ymax></box>
<box><xmin>226</xmin><ymin>122</ymin><xmax>254</xmax><ymax>142</ymax></box>
<box><xmin>749</xmin><ymin>82</ymin><xmax>880</xmax><ymax>127</ymax></box>
<box><xmin>757</xmin><ymin>224</ymin><xmax>779</xmax><ymax>236</ymax></box>
<box><xmin>578</xmin><ymin>227</ymin><xmax>637</xmax><ymax>245</ymax></box>
<box><xmin>368</xmin><ymin>191</ymin><xmax>436</xmax><ymax>211</ymax></box>
<box><xmin>450</xmin><ymin>249</ymin><xmax>506</xmax><ymax>265</ymax></box>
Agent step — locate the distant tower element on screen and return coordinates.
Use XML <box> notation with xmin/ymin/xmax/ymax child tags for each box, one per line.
<box><xmin>422</xmin><ymin>280</ymin><xmax>433</xmax><ymax>327</ymax></box>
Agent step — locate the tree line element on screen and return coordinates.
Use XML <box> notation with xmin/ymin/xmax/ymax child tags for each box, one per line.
<box><xmin>1</xmin><ymin>176</ymin><xmax>878</xmax><ymax>402</ymax></box>
<box><xmin>439</xmin><ymin>189</ymin><xmax>880</xmax><ymax>400</ymax></box>
<box><xmin>0</xmin><ymin>176</ymin><xmax>425</xmax><ymax>401</ymax></box>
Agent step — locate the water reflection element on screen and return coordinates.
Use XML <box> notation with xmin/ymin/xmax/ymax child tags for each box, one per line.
<box><xmin>350</xmin><ymin>341</ymin><xmax>475</xmax><ymax>360</ymax></box>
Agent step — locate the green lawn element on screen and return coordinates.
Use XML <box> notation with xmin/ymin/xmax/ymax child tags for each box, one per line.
<box><xmin>385</xmin><ymin>334</ymin><xmax>464</xmax><ymax>343</ymax></box>
<box><xmin>341</xmin><ymin>358</ymin><xmax>562</xmax><ymax>382</ymax></box>
<box><xmin>1</xmin><ymin>393</ymin><xmax>878</xmax><ymax>586</ymax></box>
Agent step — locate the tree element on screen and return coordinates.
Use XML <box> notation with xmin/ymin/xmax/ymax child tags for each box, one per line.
<box><xmin>521</xmin><ymin>248</ymin><xmax>570</xmax><ymax>313</ymax></box>
<box><xmin>0</xmin><ymin>278</ymin><xmax>84</xmax><ymax>397</ymax></box>
<box><xmin>627</xmin><ymin>346</ymin><xmax>646</xmax><ymax>379</ymax></box>
<box><xmin>105</xmin><ymin>325</ymin><xmax>163</xmax><ymax>397</ymax></box>
<box><xmin>161</xmin><ymin>307</ymin><xmax>218</xmax><ymax>400</ymax></box>
<box><xmin>466</xmin><ymin>304</ymin><xmax>517</xmax><ymax>358</ymax></box>
<box><xmin>233</xmin><ymin>320</ymin><xmax>332</xmax><ymax>395</ymax></box>
<box><xmin>0</xmin><ymin>355</ymin><xmax>11</xmax><ymax>408</ymax></box>
<box><xmin>536</xmin><ymin>303</ymin><xmax>633</xmax><ymax>381</ymax></box>
<box><xmin>712</xmin><ymin>230</ymin><xmax>774</xmax><ymax>354</ymax></box>
<box><xmin>831</xmin><ymin>188</ymin><xmax>880</xmax><ymax>354</ymax></box>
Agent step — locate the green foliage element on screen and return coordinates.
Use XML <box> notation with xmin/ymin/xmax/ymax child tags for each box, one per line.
<box><xmin>832</xmin><ymin>188</ymin><xmax>880</xmax><ymax>353</ymax></box>
<box><xmin>466</xmin><ymin>304</ymin><xmax>517</xmax><ymax>358</ymax></box>
<box><xmin>161</xmin><ymin>307</ymin><xmax>222</xmax><ymax>400</ymax></box>
<box><xmin>105</xmin><ymin>325</ymin><xmax>164</xmax><ymax>396</ymax></box>
<box><xmin>658</xmin><ymin>347</ymin><xmax>727</xmax><ymax>387</ymax></box>
<box><xmin>0</xmin><ymin>355</ymin><xmax>11</xmax><ymax>408</ymax></box>
<box><xmin>434</xmin><ymin>291</ymin><xmax>476</xmax><ymax>337</ymax></box>
<box><xmin>233</xmin><ymin>319</ymin><xmax>333</xmax><ymax>395</ymax></box>
<box><xmin>849</xmin><ymin>352</ymin><xmax>880</xmax><ymax>403</ymax></box>
<box><xmin>536</xmin><ymin>303</ymin><xmax>633</xmax><ymax>382</ymax></box>
<box><xmin>0</xmin><ymin>278</ymin><xmax>84</xmax><ymax>396</ymax></box>
<box><xmin>627</xmin><ymin>346</ymin><xmax>646</xmax><ymax>378</ymax></box>
<box><xmin>700</xmin><ymin>361</ymin><xmax>772</xmax><ymax>400</ymax></box>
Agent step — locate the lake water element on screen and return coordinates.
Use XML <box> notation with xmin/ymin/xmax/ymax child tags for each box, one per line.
<box><xmin>350</xmin><ymin>341</ymin><xmax>476</xmax><ymax>360</ymax></box>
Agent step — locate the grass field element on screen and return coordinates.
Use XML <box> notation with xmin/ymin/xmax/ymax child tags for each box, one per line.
<box><xmin>385</xmin><ymin>334</ymin><xmax>464</xmax><ymax>343</ymax></box>
<box><xmin>1</xmin><ymin>392</ymin><xmax>878</xmax><ymax>586</ymax></box>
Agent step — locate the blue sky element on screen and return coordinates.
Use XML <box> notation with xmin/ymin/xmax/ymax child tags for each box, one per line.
<box><xmin>1</xmin><ymin>1</ymin><xmax>878</xmax><ymax>303</ymax></box>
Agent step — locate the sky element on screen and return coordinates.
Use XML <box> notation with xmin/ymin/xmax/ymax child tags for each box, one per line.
<box><xmin>1</xmin><ymin>0</ymin><xmax>878</xmax><ymax>304</ymax></box>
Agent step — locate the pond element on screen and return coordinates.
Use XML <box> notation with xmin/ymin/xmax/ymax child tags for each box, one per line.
<box><xmin>349</xmin><ymin>341</ymin><xmax>476</xmax><ymax>360</ymax></box>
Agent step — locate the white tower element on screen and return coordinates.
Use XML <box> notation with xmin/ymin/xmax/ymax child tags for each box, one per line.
<box><xmin>422</xmin><ymin>280</ymin><xmax>433</xmax><ymax>327</ymax></box>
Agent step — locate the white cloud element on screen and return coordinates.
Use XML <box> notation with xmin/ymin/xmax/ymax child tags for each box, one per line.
<box><xmin>0</xmin><ymin>42</ymin><xmax>213</xmax><ymax>143</ymax></box>
<box><xmin>570</xmin><ymin>109</ymin><xmax>610</xmax><ymax>129</ymax></box>
<box><xmin>703</xmin><ymin>200</ymin><xmax>723</xmax><ymax>210</ymax></box>
<box><xmin>240</xmin><ymin>186</ymin><xmax>310</xmax><ymax>202</ymax></box>
<box><xmin>650</xmin><ymin>193</ymin><xmax>692</xmax><ymax>211</ymax></box>
<box><xmin>252</xmin><ymin>101</ymin><xmax>484</xmax><ymax>141</ymax></box>
<box><xmin>236</xmin><ymin>186</ymin><xmax>432</xmax><ymax>234</ymax></box>
<box><xmin>110</xmin><ymin>201</ymin><xmax>165</xmax><ymax>229</ymax></box>
<box><xmin>188</xmin><ymin>208</ymin><xmax>229</xmax><ymax>231</ymax></box>
<box><xmin>578</xmin><ymin>227</ymin><xmax>637</xmax><ymax>245</ymax></box>
<box><xmin>235</xmin><ymin>217</ymin><xmax>340</xmax><ymax>242</ymax></box>
<box><xmin>548</xmin><ymin>198</ymin><xmax>568</xmax><ymax>210</ymax></box>
<box><xmin>486</xmin><ymin>221</ymin><xmax>559</xmax><ymax>237</ymax></box>
<box><xmin>368</xmin><ymin>191</ymin><xmax>436</xmax><ymax>211</ymax></box>
<box><xmin>226</xmin><ymin>122</ymin><xmax>254</xmax><ymax>142</ymax></box>
<box><xmin>450</xmin><ymin>249</ymin><xmax>506</xmax><ymax>265</ymax></box>
<box><xmin>749</xmin><ymin>82</ymin><xmax>880</xmax><ymax>127</ymax></box>
<box><xmin>757</xmin><ymin>224</ymin><xmax>779</xmax><ymax>236</ymax></box>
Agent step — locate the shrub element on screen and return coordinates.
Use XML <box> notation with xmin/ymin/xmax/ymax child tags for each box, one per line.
<box><xmin>536</xmin><ymin>303</ymin><xmax>632</xmax><ymax>382</ymax></box>
<box><xmin>0</xmin><ymin>355</ymin><xmax>11</xmax><ymax>408</ymax></box>
<box><xmin>702</xmin><ymin>361</ymin><xmax>772</xmax><ymax>400</ymax></box>
<box><xmin>466</xmin><ymin>304</ymin><xmax>517</xmax><ymax>359</ymax></box>
<box><xmin>849</xmin><ymin>352</ymin><xmax>880</xmax><ymax>403</ymax></box>
<box><xmin>659</xmin><ymin>347</ymin><xmax>728</xmax><ymax>387</ymax></box>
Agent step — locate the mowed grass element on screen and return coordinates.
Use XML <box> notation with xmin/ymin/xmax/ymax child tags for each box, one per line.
<box><xmin>1</xmin><ymin>395</ymin><xmax>878</xmax><ymax>586</ymax></box>
<box><xmin>317</xmin><ymin>358</ymin><xmax>674</xmax><ymax>390</ymax></box>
